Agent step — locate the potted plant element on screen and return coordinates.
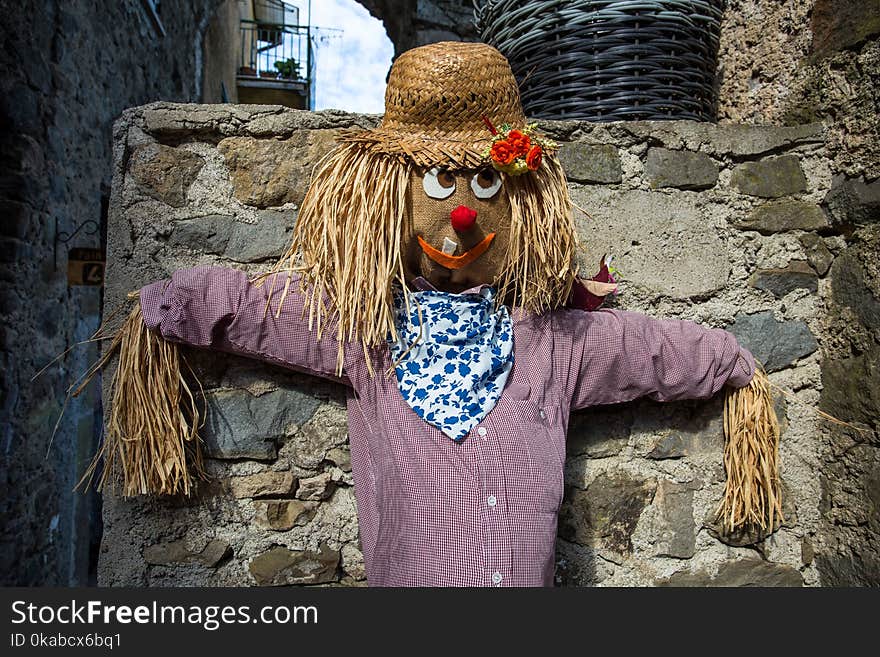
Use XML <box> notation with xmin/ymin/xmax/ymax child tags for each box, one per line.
<box><xmin>259</xmin><ymin>69</ymin><xmax>278</xmax><ymax>79</ymax></box>
<box><xmin>273</xmin><ymin>57</ymin><xmax>301</xmax><ymax>80</ymax></box>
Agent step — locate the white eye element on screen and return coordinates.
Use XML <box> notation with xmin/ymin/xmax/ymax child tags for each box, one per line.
<box><xmin>423</xmin><ymin>167</ymin><xmax>456</xmax><ymax>199</ymax></box>
<box><xmin>470</xmin><ymin>168</ymin><xmax>502</xmax><ymax>199</ymax></box>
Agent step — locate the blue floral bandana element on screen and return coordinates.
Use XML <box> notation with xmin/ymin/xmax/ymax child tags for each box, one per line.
<box><xmin>388</xmin><ymin>287</ymin><xmax>514</xmax><ymax>441</ymax></box>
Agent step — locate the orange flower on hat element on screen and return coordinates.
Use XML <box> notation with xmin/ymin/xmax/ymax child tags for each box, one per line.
<box><xmin>507</xmin><ymin>129</ymin><xmax>531</xmax><ymax>157</ymax></box>
<box><xmin>490</xmin><ymin>140</ymin><xmax>517</xmax><ymax>166</ymax></box>
<box><xmin>482</xmin><ymin>123</ymin><xmax>557</xmax><ymax>176</ymax></box>
<box><xmin>526</xmin><ymin>145</ymin><xmax>543</xmax><ymax>171</ymax></box>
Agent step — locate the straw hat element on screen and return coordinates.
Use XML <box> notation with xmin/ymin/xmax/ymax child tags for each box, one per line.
<box><xmin>338</xmin><ymin>41</ymin><xmax>527</xmax><ymax>169</ymax></box>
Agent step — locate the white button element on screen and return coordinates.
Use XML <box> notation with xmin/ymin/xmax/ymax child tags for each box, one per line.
<box><xmin>477</xmin><ymin>427</ymin><xmax>488</xmax><ymax>437</ymax></box>
<box><xmin>491</xmin><ymin>572</ymin><xmax>503</xmax><ymax>585</ymax></box>
<box><xmin>539</xmin><ymin>409</ymin><xmax>546</xmax><ymax>420</ymax></box>
<box><xmin>487</xmin><ymin>495</ymin><xmax>497</xmax><ymax>507</ymax></box>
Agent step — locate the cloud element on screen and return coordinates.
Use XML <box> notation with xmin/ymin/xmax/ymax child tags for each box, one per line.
<box><xmin>285</xmin><ymin>0</ymin><xmax>392</xmax><ymax>113</ymax></box>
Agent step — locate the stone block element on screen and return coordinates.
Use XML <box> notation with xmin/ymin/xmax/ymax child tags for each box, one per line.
<box><xmin>558</xmin><ymin>143</ymin><xmax>622</xmax><ymax>184</ymax></box>
<box><xmin>168</xmin><ymin>214</ymin><xmax>235</xmax><ymax>254</ymax></box>
<box><xmin>567</xmin><ymin>405</ymin><xmax>633</xmax><ymax>458</ymax></box>
<box><xmin>229</xmin><ymin>471</ymin><xmax>297</xmax><ymax>499</ymax></box>
<box><xmin>802</xmin><ymin>537</ymin><xmax>815</xmax><ymax>566</ymax></box>
<box><xmin>254</xmin><ymin>500</ymin><xmax>314</xmax><ymax>531</ymax></box>
<box><xmin>726</xmin><ymin>311</ymin><xmax>818</xmax><ymax>372</ymax></box>
<box><xmin>821</xmin><ymin>346</ymin><xmax>880</xmax><ymax>431</ymax></box>
<box><xmin>218</xmin><ymin>130</ymin><xmax>339</xmax><ymax>208</ymax></box>
<box><xmin>223</xmin><ymin>209</ymin><xmax>294</xmax><ymax>263</ymax></box>
<box><xmin>296</xmin><ymin>472</ymin><xmax>336</xmax><ymax>501</ymax></box>
<box><xmin>326</xmin><ymin>447</ymin><xmax>352</xmax><ymax>472</ymax></box>
<box><xmin>619</xmin><ymin>121</ymin><xmax>823</xmax><ymax>157</ymax></box>
<box><xmin>658</xmin><ymin>559</ymin><xmax>803</xmax><ymax>587</ymax></box>
<box><xmin>142</xmin><ymin>104</ymin><xmax>273</xmax><ymax>139</ymax></box>
<box><xmin>730</xmin><ymin>156</ymin><xmax>807</xmax><ymax>198</ymax></box>
<box><xmin>290</xmin><ymin>405</ymin><xmax>351</xmax><ymax>470</ymax></box>
<box><xmin>799</xmin><ymin>233</ymin><xmax>834</xmax><ymax>275</ymax></box>
<box><xmin>249</xmin><ymin>544</ymin><xmax>340</xmax><ymax>586</ymax></box>
<box><xmin>749</xmin><ymin>260</ymin><xmax>819</xmax><ymax>298</ymax></box>
<box><xmin>652</xmin><ymin>480</ymin><xmax>696</xmax><ymax>559</ymax></box>
<box><xmin>823</xmin><ymin>175</ymin><xmax>880</xmax><ymax>226</ymax></box>
<box><xmin>734</xmin><ymin>200</ymin><xmax>829</xmax><ymax>234</ymax></box>
<box><xmin>574</xmin><ymin>188</ymin><xmax>731</xmax><ymax>299</ymax></box>
<box><xmin>830</xmin><ymin>251</ymin><xmax>880</xmax><ymax>331</ymax></box>
<box><xmin>639</xmin><ymin>396</ymin><xmax>725</xmax><ymax>459</ymax></box>
<box><xmin>811</xmin><ymin>0</ymin><xmax>880</xmax><ymax>61</ymax></box>
<box><xmin>202</xmin><ymin>388</ymin><xmax>320</xmax><ymax>460</ymax></box>
<box><xmin>645</xmin><ymin>148</ymin><xmax>718</xmax><ymax>190</ymax></box>
<box><xmin>558</xmin><ymin>473</ymin><xmax>656</xmax><ymax>554</ymax></box>
<box><xmin>143</xmin><ymin>539</ymin><xmax>232</xmax><ymax>567</ymax></box>
<box><xmin>129</xmin><ymin>143</ymin><xmax>204</xmax><ymax>207</ymax></box>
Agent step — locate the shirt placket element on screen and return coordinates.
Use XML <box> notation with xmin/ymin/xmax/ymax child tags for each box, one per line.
<box><xmin>473</xmin><ymin>423</ymin><xmax>512</xmax><ymax>587</ymax></box>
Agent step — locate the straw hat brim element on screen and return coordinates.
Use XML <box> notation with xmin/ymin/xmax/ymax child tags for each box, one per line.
<box><xmin>336</xmin><ymin>126</ymin><xmax>493</xmax><ymax>170</ymax></box>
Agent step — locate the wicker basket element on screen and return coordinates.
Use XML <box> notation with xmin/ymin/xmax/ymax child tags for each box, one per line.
<box><xmin>475</xmin><ymin>0</ymin><xmax>725</xmax><ymax>121</ymax></box>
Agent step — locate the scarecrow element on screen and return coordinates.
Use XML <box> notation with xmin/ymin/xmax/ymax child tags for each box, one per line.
<box><xmin>86</xmin><ymin>42</ymin><xmax>781</xmax><ymax>586</ymax></box>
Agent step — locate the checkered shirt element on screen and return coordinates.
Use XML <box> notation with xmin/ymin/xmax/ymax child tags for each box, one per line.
<box><xmin>140</xmin><ymin>266</ymin><xmax>755</xmax><ymax>587</ymax></box>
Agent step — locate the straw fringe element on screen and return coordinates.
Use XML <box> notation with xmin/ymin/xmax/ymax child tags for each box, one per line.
<box><xmin>499</xmin><ymin>156</ymin><xmax>578</xmax><ymax>314</ymax></box>
<box><xmin>75</xmin><ymin>301</ymin><xmax>205</xmax><ymax>496</ymax></box>
<box><xmin>716</xmin><ymin>367</ymin><xmax>784</xmax><ymax>533</ymax></box>
<box><xmin>261</xmin><ymin>144</ymin><xmax>413</xmax><ymax>375</ymax></box>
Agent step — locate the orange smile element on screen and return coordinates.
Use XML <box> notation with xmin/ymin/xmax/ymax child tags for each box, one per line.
<box><xmin>417</xmin><ymin>233</ymin><xmax>496</xmax><ymax>270</ymax></box>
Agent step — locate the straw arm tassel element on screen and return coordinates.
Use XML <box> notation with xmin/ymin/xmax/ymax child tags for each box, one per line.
<box><xmin>76</xmin><ymin>300</ymin><xmax>206</xmax><ymax>497</ymax></box>
<box><xmin>716</xmin><ymin>366</ymin><xmax>784</xmax><ymax>533</ymax></box>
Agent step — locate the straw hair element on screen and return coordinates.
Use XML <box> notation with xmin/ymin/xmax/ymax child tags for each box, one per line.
<box><xmin>337</xmin><ymin>41</ymin><xmax>526</xmax><ymax>169</ymax></box>
<box><xmin>264</xmin><ymin>142</ymin><xmax>579</xmax><ymax>373</ymax></box>
<box><xmin>263</xmin><ymin>144</ymin><xmax>413</xmax><ymax>374</ymax></box>
<box><xmin>498</xmin><ymin>156</ymin><xmax>577</xmax><ymax>313</ymax></box>
<box><xmin>716</xmin><ymin>367</ymin><xmax>784</xmax><ymax>532</ymax></box>
<box><xmin>76</xmin><ymin>301</ymin><xmax>205</xmax><ymax>496</ymax></box>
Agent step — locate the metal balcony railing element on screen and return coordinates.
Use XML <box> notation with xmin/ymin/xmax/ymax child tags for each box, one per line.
<box><xmin>238</xmin><ymin>18</ymin><xmax>312</xmax><ymax>88</ymax></box>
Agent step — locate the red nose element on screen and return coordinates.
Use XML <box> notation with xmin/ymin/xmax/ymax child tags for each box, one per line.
<box><xmin>450</xmin><ymin>205</ymin><xmax>477</xmax><ymax>232</ymax></box>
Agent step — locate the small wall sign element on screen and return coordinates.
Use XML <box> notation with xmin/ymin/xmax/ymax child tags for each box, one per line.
<box><xmin>67</xmin><ymin>247</ymin><xmax>105</xmax><ymax>286</ymax></box>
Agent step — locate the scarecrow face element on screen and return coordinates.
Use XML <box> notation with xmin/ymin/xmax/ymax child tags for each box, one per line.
<box><xmin>405</xmin><ymin>166</ymin><xmax>512</xmax><ymax>293</ymax></box>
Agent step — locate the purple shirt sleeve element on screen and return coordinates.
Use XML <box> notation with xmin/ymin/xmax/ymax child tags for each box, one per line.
<box><xmin>555</xmin><ymin>307</ymin><xmax>755</xmax><ymax>410</ymax></box>
<box><xmin>139</xmin><ymin>266</ymin><xmax>345</xmax><ymax>383</ymax></box>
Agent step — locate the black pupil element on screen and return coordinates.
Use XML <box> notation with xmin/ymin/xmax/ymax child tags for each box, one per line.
<box><xmin>437</xmin><ymin>171</ymin><xmax>455</xmax><ymax>188</ymax></box>
<box><xmin>478</xmin><ymin>170</ymin><xmax>495</xmax><ymax>188</ymax></box>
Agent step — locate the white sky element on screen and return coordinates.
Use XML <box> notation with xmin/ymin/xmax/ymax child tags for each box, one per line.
<box><xmin>283</xmin><ymin>0</ymin><xmax>393</xmax><ymax>113</ymax></box>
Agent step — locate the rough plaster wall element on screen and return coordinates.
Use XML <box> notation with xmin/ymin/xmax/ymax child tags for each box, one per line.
<box><xmin>202</xmin><ymin>0</ymin><xmax>241</xmax><ymax>104</ymax></box>
<box><xmin>717</xmin><ymin>0</ymin><xmax>880</xmax><ymax>585</ymax></box>
<box><xmin>356</xmin><ymin>0</ymin><xmax>477</xmax><ymax>57</ymax></box>
<box><xmin>98</xmin><ymin>102</ymin><xmax>858</xmax><ymax>587</ymax></box>
<box><xmin>717</xmin><ymin>0</ymin><xmax>879</xmax><ymax>179</ymax></box>
<box><xmin>0</xmin><ymin>0</ymin><xmax>224</xmax><ymax>586</ymax></box>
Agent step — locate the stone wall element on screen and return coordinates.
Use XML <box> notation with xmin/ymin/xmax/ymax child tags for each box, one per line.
<box><xmin>98</xmin><ymin>102</ymin><xmax>862</xmax><ymax>587</ymax></box>
<box><xmin>718</xmin><ymin>0</ymin><xmax>879</xmax><ymax>179</ymax></box>
<box><xmin>717</xmin><ymin>0</ymin><xmax>880</xmax><ymax>585</ymax></box>
<box><xmin>0</xmin><ymin>0</ymin><xmax>224</xmax><ymax>586</ymax></box>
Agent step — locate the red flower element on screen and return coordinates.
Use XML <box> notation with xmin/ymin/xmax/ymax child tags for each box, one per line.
<box><xmin>526</xmin><ymin>145</ymin><xmax>543</xmax><ymax>170</ymax></box>
<box><xmin>490</xmin><ymin>140</ymin><xmax>517</xmax><ymax>165</ymax></box>
<box><xmin>507</xmin><ymin>129</ymin><xmax>531</xmax><ymax>156</ymax></box>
